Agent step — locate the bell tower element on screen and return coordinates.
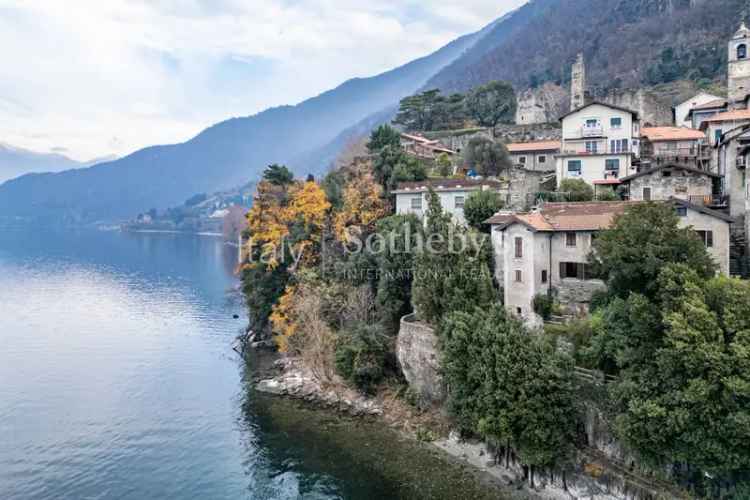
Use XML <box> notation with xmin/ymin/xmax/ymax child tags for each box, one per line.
<box><xmin>728</xmin><ymin>22</ymin><xmax>750</xmax><ymax>108</ymax></box>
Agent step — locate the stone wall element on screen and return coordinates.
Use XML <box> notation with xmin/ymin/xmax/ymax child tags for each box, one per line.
<box><xmin>503</xmin><ymin>167</ymin><xmax>555</xmax><ymax>211</ymax></box>
<box><xmin>557</xmin><ymin>279</ymin><xmax>607</xmax><ymax>316</ymax></box>
<box><xmin>495</xmin><ymin>122</ymin><xmax>562</xmax><ymax>144</ymax></box>
<box><xmin>515</xmin><ymin>83</ymin><xmax>568</xmax><ymax>125</ymax></box>
<box><xmin>396</xmin><ymin>314</ymin><xmax>445</xmax><ymax>405</ymax></box>
<box><xmin>627</xmin><ymin>170</ymin><xmax>713</xmax><ymax>202</ymax></box>
<box><xmin>597</xmin><ymin>88</ymin><xmax>673</xmax><ymax>127</ymax></box>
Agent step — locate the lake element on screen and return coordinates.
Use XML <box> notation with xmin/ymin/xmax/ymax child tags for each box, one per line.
<box><xmin>0</xmin><ymin>227</ymin><xmax>503</xmax><ymax>500</ymax></box>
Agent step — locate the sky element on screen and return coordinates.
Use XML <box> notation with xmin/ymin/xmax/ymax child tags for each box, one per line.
<box><xmin>0</xmin><ymin>0</ymin><xmax>526</xmax><ymax>162</ymax></box>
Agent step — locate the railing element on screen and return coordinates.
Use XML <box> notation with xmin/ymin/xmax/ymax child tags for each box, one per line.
<box><xmin>580</xmin><ymin>126</ymin><xmax>604</xmax><ymax>137</ymax></box>
<box><xmin>688</xmin><ymin>194</ymin><xmax>729</xmax><ymax>207</ymax></box>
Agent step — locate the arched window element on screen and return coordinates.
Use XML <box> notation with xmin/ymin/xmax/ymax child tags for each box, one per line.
<box><xmin>738</xmin><ymin>43</ymin><xmax>747</xmax><ymax>60</ymax></box>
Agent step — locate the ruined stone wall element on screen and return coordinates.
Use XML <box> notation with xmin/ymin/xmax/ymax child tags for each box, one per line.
<box><xmin>628</xmin><ymin>170</ymin><xmax>713</xmax><ymax>201</ymax></box>
<box><xmin>396</xmin><ymin>314</ymin><xmax>445</xmax><ymax>405</ymax></box>
<box><xmin>515</xmin><ymin>83</ymin><xmax>568</xmax><ymax>125</ymax></box>
<box><xmin>494</xmin><ymin>123</ymin><xmax>562</xmax><ymax>144</ymax></box>
<box><xmin>598</xmin><ymin>88</ymin><xmax>673</xmax><ymax>126</ymax></box>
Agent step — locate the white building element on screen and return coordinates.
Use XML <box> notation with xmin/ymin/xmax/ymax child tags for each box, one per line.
<box><xmin>393</xmin><ymin>178</ymin><xmax>504</xmax><ymax>225</ymax></box>
<box><xmin>488</xmin><ymin>200</ymin><xmax>733</xmax><ymax>327</ymax></box>
<box><xmin>555</xmin><ymin>102</ymin><xmax>641</xmax><ymax>189</ymax></box>
<box><xmin>675</xmin><ymin>93</ymin><xmax>725</xmax><ymax>128</ymax></box>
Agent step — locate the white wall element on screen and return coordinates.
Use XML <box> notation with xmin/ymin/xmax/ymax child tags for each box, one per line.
<box><xmin>677</xmin><ymin>208</ymin><xmax>731</xmax><ymax>275</ymax></box>
<box><xmin>395</xmin><ymin>189</ymin><xmax>476</xmax><ymax>225</ymax></box>
<box><xmin>675</xmin><ymin>93</ymin><xmax>723</xmax><ymax>128</ymax></box>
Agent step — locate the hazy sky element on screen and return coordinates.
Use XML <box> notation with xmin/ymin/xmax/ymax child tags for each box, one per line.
<box><xmin>0</xmin><ymin>1</ymin><xmax>526</xmax><ymax>161</ymax></box>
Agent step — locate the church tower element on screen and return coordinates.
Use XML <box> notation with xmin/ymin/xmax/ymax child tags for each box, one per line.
<box><xmin>728</xmin><ymin>22</ymin><xmax>750</xmax><ymax>108</ymax></box>
<box><xmin>570</xmin><ymin>53</ymin><xmax>586</xmax><ymax>111</ymax></box>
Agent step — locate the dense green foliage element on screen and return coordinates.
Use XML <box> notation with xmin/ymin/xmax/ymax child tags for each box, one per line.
<box><xmin>411</xmin><ymin>190</ymin><xmax>495</xmax><ymax>324</ymax></box>
<box><xmin>393</xmin><ymin>89</ymin><xmax>467</xmax><ymax>132</ymax></box>
<box><xmin>464</xmin><ymin>137</ymin><xmax>511</xmax><ymax>177</ymax></box>
<box><xmin>465</xmin><ymin>81</ymin><xmax>517</xmax><ymax>132</ymax></box>
<box><xmin>263</xmin><ymin>164</ymin><xmax>295</xmax><ymax>186</ymax></box>
<box><xmin>463</xmin><ymin>190</ymin><xmax>504</xmax><ymax>231</ymax></box>
<box><xmin>586</xmin><ymin>265</ymin><xmax>750</xmax><ymax>484</ymax></box>
<box><xmin>335</xmin><ymin>324</ymin><xmax>390</xmax><ymax>394</ymax></box>
<box><xmin>441</xmin><ymin>305</ymin><xmax>577</xmax><ymax>471</ymax></box>
<box><xmin>241</xmin><ymin>261</ymin><xmax>289</xmax><ymax>334</ymax></box>
<box><xmin>367</xmin><ymin>125</ymin><xmax>402</xmax><ymax>153</ymax></box>
<box><xmin>590</xmin><ymin>203</ymin><xmax>717</xmax><ymax>299</ymax></box>
<box><xmin>372</xmin><ymin>146</ymin><xmax>427</xmax><ymax>195</ymax></box>
<box><xmin>532</xmin><ymin>293</ymin><xmax>554</xmax><ymax>321</ymax></box>
<box><xmin>557</xmin><ymin>179</ymin><xmax>593</xmax><ymax>202</ymax></box>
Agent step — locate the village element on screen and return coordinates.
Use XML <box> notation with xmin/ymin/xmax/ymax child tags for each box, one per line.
<box><xmin>392</xmin><ymin>23</ymin><xmax>750</xmax><ymax>328</ymax></box>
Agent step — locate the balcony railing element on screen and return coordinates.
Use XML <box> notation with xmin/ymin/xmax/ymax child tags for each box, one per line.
<box><xmin>688</xmin><ymin>194</ymin><xmax>730</xmax><ymax>208</ymax></box>
<box><xmin>580</xmin><ymin>126</ymin><xmax>604</xmax><ymax>137</ymax></box>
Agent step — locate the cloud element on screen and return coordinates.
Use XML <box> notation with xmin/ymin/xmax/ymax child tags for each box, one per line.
<box><xmin>0</xmin><ymin>0</ymin><xmax>526</xmax><ymax>161</ymax></box>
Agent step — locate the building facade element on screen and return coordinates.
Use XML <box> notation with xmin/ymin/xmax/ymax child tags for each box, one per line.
<box><xmin>506</xmin><ymin>140</ymin><xmax>560</xmax><ymax>171</ymax></box>
<box><xmin>393</xmin><ymin>178</ymin><xmax>504</xmax><ymax>225</ymax></box>
<box><xmin>555</xmin><ymin>102</ymin><xmax>641</xmax><ymax>187</ymax></box>
<box><xmin>675</xmin><ymin>93</ymin><xmax>725</xmax><ymax>128</ymax></box>
<box><xmin>640</xmin><ymin>126</ymin><xmax>708</xmax><ymax>169</ymax></box>
<box><xmin>488</xmin><ymin>201</ymin><xmax>732</xmax><ymax>327</ymax></box>
<box><xmin>620</xmin><ymin>164</ymin><xmax>720</xmax><ymax>205</ymax></box>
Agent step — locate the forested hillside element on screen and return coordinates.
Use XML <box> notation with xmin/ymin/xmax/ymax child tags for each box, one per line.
<box><xmin>427</xmin><ymin>0</ymin><xmax>746</xmax><ymax>95</ymax></box>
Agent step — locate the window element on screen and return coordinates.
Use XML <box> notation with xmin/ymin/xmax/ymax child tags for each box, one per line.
<box><xmin>586</xmin><ymin>141</ymin><xmax>598</xmax><ymax>153</ymax></box>
<box><xmin>566</xmin><ymin>232</ymin><xmax>577</xmax><ymax>247</ymax></box>
<box><xmin>643</xmin><ymin>187</ymin><xmax>652</xmax><ymax>201</ymax></box>
<box><xmin>605</xmin><ymin>158</ymin><xmax>620</xmax><ymax>172</ymax></box>
<box><xmin>514</xmin><ymin>237</ymin><xmax>523</xmax><ymax>258</ymax></box>
<box><xmin>662</xmin><ymin>170</ymin><xmax>672</xmax><ymax>177</ymax></box>
<box><xmin>676</xmin><ymin>206</ymin><xmax>688</xmax><ymax>217</ymax></box>
<box><xmin>538</xmin><ymin>155</ymin><xmax>547</xmax><ymax>164</ymax></box>
<box><xmin>696</xmin><ymin>230</ymin><xmax>714</xmax><ymax>248</ymax></box>
<box><xmin>411</xmin><ymin>196</ymin><xmax>422</xmax><ymax>210</ymax></box>
<box><xmin>541</xmin><ymin>270</ymin><xmax>548</xmax><ymax>284</ymax></box>
<box><xmin>455</xmin><ymin>196</ymin><xmax>465</xmax><ymax>209</ymax></box>
<box><xmin>610</xmin><ymin>139</ymin><xmax>629</xmax><ymax>153</ymax></box>
<box><xmin>519</xmin><ymin>156</ymin><xmax>527</xmax><ymax>165</ymax></box>
<box><xmin>610</xmin><ymin>117</ymin><xmax>622</xmax><ymax>128</ymax></box>
<box><xmin>585</xmin><ymin>118</ymin><xmax>599</xmax><ymax>128</ymax></box>
<box><xmin>739</xmin><ymin>43</ymin><xmax>747</xmax><ymax>60</ymax></box>
<box><xmin>515</xmin><ymin>270</ymin><xmax>523</xmax><ymax>283</ymax></box>
<box><xmin>568</xmin><ymin>160</ymin><xmax>582</xmax><ymax>175</ymax></box>
<box><xmin>559</xmin><ymin>262</ymin><xmax>599</xmax><ymax>280</ymax></box>
<box><xmin>715</xmin><ymin>129</ymin><xmax>723</xmax><ymax>144</ymax></box>
<box><xmin>516</xmin><ymin>307</ymin><xmax>523</xmax><ymax>315</ymax></box>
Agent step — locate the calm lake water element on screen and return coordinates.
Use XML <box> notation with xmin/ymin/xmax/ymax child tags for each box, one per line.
<box><xmin>0</xmin><ymin>227</ymin><xmax>502</xmax><ymax>500</ymax></box>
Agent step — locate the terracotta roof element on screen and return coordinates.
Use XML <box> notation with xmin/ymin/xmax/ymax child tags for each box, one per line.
<box><xmin>506</xmin><ymin>140</ymin><xmax>561</xmax><ymax>153</ymax></box>
<box><xmin>400</xmin><ymin>133</ymin><xmax>435</xmax><ymax>144</ymax></box>
<box><xmin>691</xmin><ymin>98</ymin><xmax>727</xmax><ymax>111</ymax></box>
<box><xmin>559</xmin><ymin>101</ymin><xmax>639</xmax><ymax>121</ymax></box>
<box><xmin>393</xmin><ymin>178</ymin><xmax>503</xmax><ymax>193</ymax></box>
<box><xmin>485</xmin><ymin>212</ymin><xmax>515</xmax><ymax>226</ymax></box>
<box><xmin>641</xmin><ymin>126</ymin><xmax>705</xmax><ymax>142</ymax></box>
<box><xmin>670</xmin><ymin>198</ymin><xmax>735</xmax><ymax>223</ymax></box>
<box><xmin>500</xmin><ymin>202</ymin><xmax>637</xmax><ymax>232</ymax></box>
<box><xmin>619</xmin><ymin>164</ymin><xmax>720</xmax><ymax>183</ymax></box>
<box><xmin>702</xmin><ymin>109</ymin><xmax>750</xmax><ymax>124</ymax></box>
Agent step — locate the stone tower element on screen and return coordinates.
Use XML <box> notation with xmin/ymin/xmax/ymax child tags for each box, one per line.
<box><xmin>728</xmin><ymin>22</ymin><xmax>750</xmax><ymax>108</ymax></box>
<box><xmin>570</xmin><ymin>53</ymin><xmax>586</xmax><ymax>111</ymax></box>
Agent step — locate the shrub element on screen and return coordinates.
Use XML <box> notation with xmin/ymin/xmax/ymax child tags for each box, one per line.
<box><xmin>558</xmin><ymin>178</ymin><xmax>593</xmax><ymax>201</ymax></box>
<box><xmin>532</xmin><ymin>293</ymin><xmax>554</xmax><ymax>320</ymax></box>
<box><xmin>335</xmin><ymin>324</ymin><xmax>390</xmax><ymax>394</ymax></box>
<box><xmin>463</xmin><ymin>190</ymin><xmax>504</xmax><ymax>231</ymax></box>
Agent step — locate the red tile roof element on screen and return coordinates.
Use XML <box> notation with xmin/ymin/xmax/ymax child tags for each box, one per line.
<box><xmin>702</xmin><ymin>109</ymin><xmax>750</xmax><ymax>124</ymax></box>
<box><xmin>691</xmin><ymin>98</ymin><xmax>727</xmax><ymax>111</ymax></box>
<box><xmin>641</xmin><ymin>126</ymin><xmax>705</xmax><ymax>142</ymax></box>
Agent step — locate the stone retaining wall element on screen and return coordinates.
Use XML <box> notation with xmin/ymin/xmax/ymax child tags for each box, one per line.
<box><xmin>396</xmin><ymin>314</ymin><xmax>445</xmax><ymax>405</ymax></box>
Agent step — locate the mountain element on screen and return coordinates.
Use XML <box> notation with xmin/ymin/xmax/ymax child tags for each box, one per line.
<box><xmin>0</xmin><ymin>144</ymin><xmax>85</xmax><ymax>184</ymax></box>
<box><xmin>0</xmin><ymin>23</ymin><xmax>492</xmax><ymax>224</ymax></box>
<box><xmin>425</xmin><ymin>0</ymin><xmax>746</xmax><ymax>95</ymax></box>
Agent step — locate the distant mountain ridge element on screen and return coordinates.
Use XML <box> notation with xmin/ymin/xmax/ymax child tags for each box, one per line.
<box><xmin>0</xmin><ymin>21</ymin><xmax>492</xmax><ymax>224</ymax></box>
<box><xmin>0</xmin><ymin>143</ymin><xmax>96</xmax><ymax>184</ymax></box>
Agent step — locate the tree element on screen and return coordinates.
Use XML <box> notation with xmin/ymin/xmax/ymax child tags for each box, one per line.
<box><xmin>557</xmin><ymin>178</ymin><xmax>593</xmax><ymax>202</ymax></box>
<box><xmin>464</xmin><ymin>137</ymin><xmax>511</xmax><ymax>177</ymax></box>
<box><xmin>589</xmin><ymin>203</ymin><xmax>717</xmax><ymax>300</ymax></box>
<box><xmin>411</xmin><ymin>189</ymin><xmax>495</xmax><ymax>324</ymax></box>
<box><xmin>587</xmin><ymin>265</ymin><xmax>750</xmax><ymax>483</ymax></box>
<box><xmin>435</xmin><ymin>153</ymin><xmax>453</xmax><ymax>178</ymax></box>
<box><xmin>463</xmin><ymin>190</ymin><xmax>504</xmax><ymax>231</ymax></box>
<box><xmin>263</xmin><ymin>164</ymin><xmax>295</xmax><ymax>186</ymax></box>
<box><xmin>465</xmin><ymin>81</ymin><xmax>517</xmax><ymax>134</ymax></box>
<box><xmin>367</xmin><ymin>124</ymin><xmax>401</xmax><ymax>153</ymax></box>
<box><xmin>372</xmin><ymin>145</ymin><xmax>427</xmax><ymax>195</ymax></box>
<box><xmin>333</xmin><ymin>171</ymin><xmax>389</xmax><ymax>241</ymax></box>
<box><xmin>394</xmin><ymin>89</ymin><xmax>442</xmax><ymax>131</ymax></box>
<box><xmin>441</xmin><ymin>305</ymin><xmax>577</xmax><ymax>482</ymax></box>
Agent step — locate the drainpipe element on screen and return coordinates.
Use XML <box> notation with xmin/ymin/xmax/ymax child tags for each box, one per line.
<box><xmin>548</xmin><ymin>233</ymin><xmax>553</xmax><ymax>297</ymax></box>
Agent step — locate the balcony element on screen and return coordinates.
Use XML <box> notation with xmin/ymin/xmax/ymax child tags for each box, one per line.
<box><xmin>688</xmin><ymin>194</ymin><xmax>730</xmax><ymax>208</ymax></box>
<box><xmin>737</xmin><ymin>156</ymin><xmax>746</xmax><ymax>170</ymax></box>
<box><xmin>580</xmin><ymin>125</ymin><xmax>604</xmax><ymax>138</ymax></box>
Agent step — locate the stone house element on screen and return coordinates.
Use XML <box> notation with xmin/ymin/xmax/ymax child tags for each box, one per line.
<box><xmin>675</xmin><ymin>93</ymin><xmax>725</xmax><ymax>128</ymax></box>
<box><xmin>619</xmin><ymin>164</ymin><xmax>721</xmax><ymax>206</ymax></box>
<box><xmin>555</xmin><ymin>102</ymin><xmax>641</xmax><ymax>188</ymax></box>
<box><xmin>706</xmin><ymin>118</ymin><xmax>750</xmax><ymax>219</ymax></box>
<box><xmin>506</xmin><ymin>140</ymin><xmax>560</xmax><ymax>171</ymax></box>
<box><xmin>393</xmin><ymin>178</ymin><xmax>504</xmax><ymax>225</ymax></box>
<box><xmin>640</xmin><ymin>126</ymin><xmax>708</xmax><ymax>169</ymax></box>
<box><xmin>487</xmin><ymin>200</ymin><xmax>732</xmax><ymax>327</ymax></box>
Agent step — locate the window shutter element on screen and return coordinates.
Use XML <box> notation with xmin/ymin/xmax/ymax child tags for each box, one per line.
<box><xmin>577</xmin><ymin>263</ymin><xmax>585</xmax><ymax>280</ymax></box>
<box><xmin>560</xmin><ymin>262</ymin><xmax>566</xmax><ymax>279</ymax></box>
<box><xmin>707</xmin><ymin>231</ymin><xmax>714</xmax><ymax>248</ymax></box>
